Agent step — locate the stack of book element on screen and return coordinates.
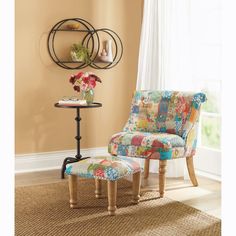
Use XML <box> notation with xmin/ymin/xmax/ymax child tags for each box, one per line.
<box><xmin>58</xmin><ymin>99</ymin><xmax>87</xmax><ymax>106</ymax></box>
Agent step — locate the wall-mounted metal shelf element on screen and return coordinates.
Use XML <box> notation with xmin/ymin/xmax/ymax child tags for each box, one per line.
<box><xmin>47</xmin><ymin>18</ymin><xmax>123</xmax><ymax>70</ymax></box>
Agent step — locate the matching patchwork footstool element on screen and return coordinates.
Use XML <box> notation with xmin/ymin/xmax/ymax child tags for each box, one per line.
<box><xmin>65</xmin><ymin>156</ymin><xmax>141</xmax><ymax>216</ymax></box>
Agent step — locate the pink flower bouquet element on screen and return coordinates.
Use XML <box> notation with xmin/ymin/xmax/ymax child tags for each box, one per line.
<box><xmin>69</xmin><ymin>71</ymin><xmax>102</xmax><ymax>92</ymax></box>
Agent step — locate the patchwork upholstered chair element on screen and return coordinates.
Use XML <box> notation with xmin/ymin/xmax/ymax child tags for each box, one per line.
<box><xmin>108</xmin><ymin>90</ymin><xmax>206</xmax><ymax>197</ymax></box>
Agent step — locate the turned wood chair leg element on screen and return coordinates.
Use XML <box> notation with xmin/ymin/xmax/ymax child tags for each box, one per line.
<box><xmin>132</xmin><ymin>171</ymin><xmax>141</xmax><ymax>204</ymax></box>
<box><xmin>68</xmin><ymin>175</ymin><xmax>78</xmax><ymax>208</ymax></box>
<box><xmin>144</xmin><ymin>159</ymin><xmax>150</xmax><ymax>179</ymax></box>
<box><xmin>107</xmin><ymin>180</ymin><xmax>117</xmax><ymax>216</ymax></box>
<box><xmin>186</xmin><ymin>156</ymin><xmax>198</xmax><ymax>186</ymax></box>
<box><xmin>159</xmin><ymin>160</ymin><xmax>167</xmax><ymax>198</ymax></box>
<box><xmin>95</xmin><ymin>179</ymin><xmax>102</xmax><ymax>198</ymax></box>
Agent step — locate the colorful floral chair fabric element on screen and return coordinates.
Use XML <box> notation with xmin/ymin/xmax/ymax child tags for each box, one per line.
<box><xmin>65</xmin><ymin>156</ymin><xmax>141</xmax><ymax>181</ymax></box>
<box><xmin>108</xmin><ymin>90</ymin><xmax>206</xmax><ymax>197</ymax></box>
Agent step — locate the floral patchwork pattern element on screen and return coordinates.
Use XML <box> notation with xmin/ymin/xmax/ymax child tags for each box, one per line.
<box><xmin>123</xmin><ymin>91</ymin><xmax>206</xmax><ymax>137</ymax></box>
<box><xmin>108</xmin><ymin>90</ymin><xmax>206</xmax><ymax>160</ymax></box>
<box><xmin>65</xmin><ymin>156</ymin><xmax>141</xmax><ymax>181</ymax></box>
<box><xmin>108</xmin><ymin>131</ymin><xmax>185</xmax><ymax>160</ymax></box>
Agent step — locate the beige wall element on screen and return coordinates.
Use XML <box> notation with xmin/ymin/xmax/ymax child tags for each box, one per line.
<box><xmin>15</xmin><ymin>0</ymin><xmax>142</xmax><ymax>154</ymax></box>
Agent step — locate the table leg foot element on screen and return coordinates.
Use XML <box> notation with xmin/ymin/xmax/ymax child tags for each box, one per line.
<box><xmin>61</xmin><ymin>157</ymin><xmax>79</xmax><ymax>179</ymax></box>
<box><xmin>61</xmin><ymin>156</ymin><xmax>92</xmax><ymax>179</ymax></box>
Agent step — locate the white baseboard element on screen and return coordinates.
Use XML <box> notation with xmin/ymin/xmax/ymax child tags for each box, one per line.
<box><xmin>15</xmin><ymin>147</ymin><xmax>109</xmax><ymax>173</ymax></box>
<box><xmin>195</xmin><ymin>170</ymin><xmax>221</xmax><ymax>182</ymax></box>
<box><xmin>194</xmin><ymin>147</ymin><xmax>221</xmax><ymax>178</ymax></box>
<box><xmin>15</xmin><ymin>147</ymin><xmax>183</xmax><ymax>177</ymax></box>
<box><xmin>15</xmin><ymin>147</ymin><xmax>221</xmax><ymax>182</ymax></box>
<box><xmin>135</xmin><ymin>158</ymin><xmax>185</xmax><ymax>178</ymax></box>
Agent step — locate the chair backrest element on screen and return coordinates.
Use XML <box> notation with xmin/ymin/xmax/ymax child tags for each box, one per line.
<box><xmin>123</xmin><ymin>90</ymin><xmax>206</xmax><ymax>140</ymax></box>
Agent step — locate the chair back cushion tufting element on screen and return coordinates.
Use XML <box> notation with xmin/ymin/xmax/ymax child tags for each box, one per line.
<box><xmin>123</xmin><ymin>91</ymin><xmax>206</xmax><ymax>140</ymax></box>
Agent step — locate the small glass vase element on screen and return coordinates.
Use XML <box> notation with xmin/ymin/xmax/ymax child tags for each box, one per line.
<box><xmin>82</xmin><ymin>89</ymin><xmax>94</xmax><ymax>105</ymax></box>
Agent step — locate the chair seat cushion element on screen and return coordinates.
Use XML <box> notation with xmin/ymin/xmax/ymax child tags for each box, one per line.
<box><xmin>108</xmin><ymin>131</ymin><xmax>186</xmax><ymax>160</ymax></box>
<box><xmin>65</xmin><ymin>156</ymin><xmax>141</xmax><ymax>181</ymax></box>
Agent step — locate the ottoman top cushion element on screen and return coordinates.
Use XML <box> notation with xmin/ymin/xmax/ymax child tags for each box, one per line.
<box><xmin>65</xmin><ymin>156</ymin><xmax>141</xmax><ymax>181</ymax></box>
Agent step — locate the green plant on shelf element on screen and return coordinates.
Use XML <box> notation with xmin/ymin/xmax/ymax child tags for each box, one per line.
<box><xmin>70</xmin><ymin>43</ymin><xmax>91</xmax><ymax>64</ymax></box>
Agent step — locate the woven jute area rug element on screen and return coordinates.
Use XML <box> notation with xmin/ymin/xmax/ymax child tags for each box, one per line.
<box><xmin>15</xmin><ymin>178</ymin><xmax>221</xmax><ymax>236</ymax></box>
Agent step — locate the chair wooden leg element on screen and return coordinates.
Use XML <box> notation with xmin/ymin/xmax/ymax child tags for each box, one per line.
<box><xmin>132</xmin><ymin>171</ymin><xmax>141</xmax><ymax>204</ymax></box>
<box><xmin>159</xmin><ymin>160</ymin><xmax>167</xmax><ymax>198</ymax></box>
<box><xmin>107</xmin><ymin>180</ymin><xmax>117</xmax><ymax>216</ymax></box>
<box><xmin>95</xmin><ymin>179</ymin><xmax>102</xmax><ymax>198</ymax></box>
<box><xmin>144</xmin><ymin>159</ymin><xmax>150</xmax><ymax>179</ymax></box>
<box><xmin>68</xmin><ymin>175</ymin><xmax>77</xmax><ymax>208</ymax></box>
<box><xmin>186</xmin><ymin>156</ymin><xmax>198</xmax><ymax>186</ymax></box>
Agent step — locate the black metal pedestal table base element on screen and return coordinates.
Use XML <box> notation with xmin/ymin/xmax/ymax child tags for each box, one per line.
<box><xmin>54</xmin><ymin>102</ymin><xmax>102</xmax><ymax>179</ymax></box>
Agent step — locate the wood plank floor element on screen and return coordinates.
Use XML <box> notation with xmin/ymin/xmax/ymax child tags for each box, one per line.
<box><xmin>15</xmin><ymin>170</ymin><xmax>221</xmax><ymax>219</ymax></box>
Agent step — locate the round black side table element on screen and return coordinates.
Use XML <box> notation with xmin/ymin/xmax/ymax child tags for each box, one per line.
<box><xmin>54</xmin><ymin>102</ymin><xmax>102</xmax><ymax>178</ymax></box>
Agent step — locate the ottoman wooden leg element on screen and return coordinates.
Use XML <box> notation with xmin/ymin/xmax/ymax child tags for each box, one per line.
<box><xmin>132</xmin><ymin>171</ymin><xmax>141</xmax><ymax>204</ymax></box>
<box><xmin>68</xmin><ymin>175</ymin><xmax>77</xmax><ymax>208</ymax></box>
<box><xmin>95</xmin><ymin>179</ymin><xmax>102</xmax><ymax>198</ymax></box>
<box><xmin>107</xmin><ymin>180</ymin><xmax>117</xmax><ymax>216</ymax></box>
<box><xmin>159</xmin><ymin>160</ymin><xmax>167</xmax><ymax>198</ymax></box>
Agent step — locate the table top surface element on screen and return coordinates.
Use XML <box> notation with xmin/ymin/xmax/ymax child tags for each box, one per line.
<box><xmin>54</xmin><ymin>102</ymin><xmax>102</xmax><ymax>109</ymax></box>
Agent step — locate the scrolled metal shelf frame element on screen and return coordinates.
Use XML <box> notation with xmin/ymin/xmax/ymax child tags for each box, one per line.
<box><xmin>47</xmin><ymin>18</ymin><xmax>123</xmax><ymax>70</ymax></box>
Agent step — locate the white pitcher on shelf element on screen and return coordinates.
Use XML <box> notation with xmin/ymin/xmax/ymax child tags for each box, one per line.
<box><xmin>105</xmin><ymin>40</ymin><xmax>113</xmax><ymax>63</ymax></box>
